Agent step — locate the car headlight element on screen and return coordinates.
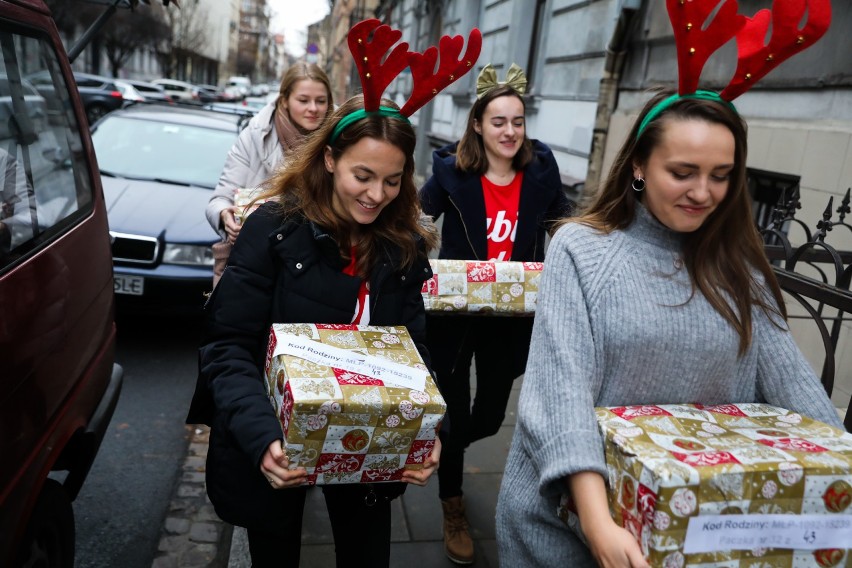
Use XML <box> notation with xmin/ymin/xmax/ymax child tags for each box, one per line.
<box><xmin>162</xmin><ymin>244</ymin><xmax>214</xmax><ymax>266</ymax></box>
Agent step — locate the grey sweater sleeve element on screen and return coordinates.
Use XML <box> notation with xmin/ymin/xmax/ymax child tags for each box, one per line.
<box><xmin>517</xmin><ymin>224</ymin><xmax>611</xmax><ymax>498</ymax></box>
<box><xmin>754</xmin><ymin>307</ymin><xmax>844</xmax><ymax>428</ymax></box>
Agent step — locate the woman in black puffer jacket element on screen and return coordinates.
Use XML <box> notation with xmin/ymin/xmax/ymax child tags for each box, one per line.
<box><xmin>188</xmin><ymin>94</ymin><xmax>439</xmax><ymax>568</ymax></box>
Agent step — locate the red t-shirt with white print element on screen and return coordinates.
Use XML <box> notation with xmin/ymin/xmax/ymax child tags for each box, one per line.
<box><xmin>482</xmin><ymin>171</ymin><xmax>523</xmax><ymax>261</ymax></box>
<box><xmin>342</xmin><ymin>248</ymin><xmax>370</xmax><ymax>324</ymax></box>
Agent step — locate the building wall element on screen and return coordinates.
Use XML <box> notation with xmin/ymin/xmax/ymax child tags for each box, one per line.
<box><xmin>74</xmin><ymin>1</ymin><xmax>235</xmax><ymax>83</ymax></box>
<box><xmin>327</xmin><ymin>0</ymin><xmax>380</xmax><ymax>105</ymax></box>
<box><xmin>237</xmin><ymin>0</ymin><xmax>270</xmax><ymax>83</ymax></box>
<box><xmin>221</xmin><ymin>0</ymin><xmax>242</xmax><ymax>84</ymax></box>
<box><xmin>306</xmin><ymin>17</ymin><xmax>331</xmax><ymax>69</ymax></box>
<box><xmin>362</xmin><ymin>0</ymin><xmax>852</xmax><ymax>412</ymax></box>
<box><xmin>373</xmin><ymin>0</ymin><xmax>620</xmax><ymax>192</ymax></box>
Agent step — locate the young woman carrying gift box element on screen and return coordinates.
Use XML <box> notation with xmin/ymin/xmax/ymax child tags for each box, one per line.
<box><xmin>188</xmin><ymin>19</ymin><xmax>482</xmax><ymax>568</ymax></box>
<box><xmin>495</xmin><ymin>2</ymin><xmax>842</xmax><ymax>566</ymax></box>
<box><xmin>205</xmin><ymin>64</ymin><xmax>333</xmax><ymax>286</ymax></box>
<box><xmin>418</xmin><ymin>63</ymin><xmax>573</xmax><ymax>565</ymax></box>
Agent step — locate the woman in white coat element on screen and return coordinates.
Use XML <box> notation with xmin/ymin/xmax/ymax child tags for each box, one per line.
<box><xmin>206</xmin><ymin>64</ymin><xmax>333</xmax><ymax>282</ymax></box>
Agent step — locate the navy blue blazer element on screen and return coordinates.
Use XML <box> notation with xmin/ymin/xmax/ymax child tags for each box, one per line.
<box><xmin>418</xmin><ymin>139</ymin><xmax>573</xmax><ymax>262</ymax></box>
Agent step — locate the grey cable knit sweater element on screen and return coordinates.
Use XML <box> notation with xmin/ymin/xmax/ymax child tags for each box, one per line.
<box><xmin>495</xmin><ymin>204</ymin><xmax>843</xmax><ymax>566</ymax></box>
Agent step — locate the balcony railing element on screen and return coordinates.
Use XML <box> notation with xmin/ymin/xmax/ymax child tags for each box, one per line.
<box><xmin>756</xmin><ymin>177</ymin><xmax>852</xmax><ymax>431</ymax></box>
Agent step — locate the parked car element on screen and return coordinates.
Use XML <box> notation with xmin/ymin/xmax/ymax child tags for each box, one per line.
<box><xmin>114</xmin><ymin>79</ymin><xmax>145</xmax><ymax>103</ymax></box>
<box><xmin>220</xmin><ymin>84</ymin><xmax>243</xmax><ymax>101</ymax></box>
<box><xmin>124</xmin><ymin>79</ymin><xmax>173</xmax><ymax>104</ymax></box>
<box><xmin>29</xmin><ymin>70</ymin><xmax>125</xmax><ymax>125</ymax></box>
<box><xmin>202</xmin><ymin>101</ymin><xmax>258</xmax><ymax>120</ymax></box>
<box><xmin>151</xmin><ymin>78</ymin><xmax>199</xmax><ymax>102</ymax></box>
<box><xmin>90</xmin><ymin>105</ymin><xmax>244</xmax><ymax>312</ymax></box>
<box><xmin>249</xmin><ymin>83</ymin><xmax>269</xmax><ymax>96</ymax></box>
<box><xmin>72</xmin><ymin>72</ymin><xmax>126</xmax><ymax>124</ymax></box>
<box><xmin>0</xmin><ymin>0</ymin><xmax>123</xmax><ymax>566</ymax></box>
<box><xmin>242</xmin><ymin>96</ymin><xmax>269</xmax><ymax>111</ymax></box>
<box><xmin>0</xmin><ymin>73</ymin><xmax>50</xmax><ymax>136</ymax></box>
<box><xmin>226</xmin><ymin>75</ymin><xmax>251</xmax><ymax>98</ymax></box>
<box><xmin>194</xmin><ymin>83</ymin><xmax>221</xmax><ymax>103</ymax></box>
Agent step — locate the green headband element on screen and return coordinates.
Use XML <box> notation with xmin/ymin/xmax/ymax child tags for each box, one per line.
<box><xmin>636</xmin><ymin>90</ymin><xmax>737</xmax><ymax>139</ymax></box>
<box><xmin>329</xmin><ymin>106</ymin><xmax>411</xmax><ymax>144</ymax></box>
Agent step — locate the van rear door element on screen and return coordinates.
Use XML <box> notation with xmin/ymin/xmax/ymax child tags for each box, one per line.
<box><xmin>0</xmin><ymin>4</ymin><xmax>120</xmax><ymax>565</ymax></box>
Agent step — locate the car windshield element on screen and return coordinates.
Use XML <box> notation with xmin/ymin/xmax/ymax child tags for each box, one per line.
<box><xmin>91</xmin><ymin>115</ymin><xmax>237</xmax><ymax>188</ymax></box>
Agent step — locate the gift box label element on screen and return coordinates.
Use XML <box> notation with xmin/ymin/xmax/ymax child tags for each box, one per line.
<box><xmin>421</xmin><ymin>259</ymin><xmax>541</xmax><ymax>315</ymax></box>
<box><xmin>265</xmin><ymin>323</ymin><xmax>445</xmax><ymax>485</ymax></box>
<box><xmin>558</xmin><ymin>403</ymin><xmax>852</xmax><ymax>566</ymax></box>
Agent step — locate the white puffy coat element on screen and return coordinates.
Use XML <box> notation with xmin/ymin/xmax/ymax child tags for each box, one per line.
<box><xmin>205</xmin><ymin>101</ymin><xmax>283</xmax><ymax>238</ymax></box>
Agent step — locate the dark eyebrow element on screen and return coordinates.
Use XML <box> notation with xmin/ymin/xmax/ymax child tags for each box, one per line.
<box><xmin>354</xmin><ymin>165</ymin><xmax>404</xmax><ymax>178</ymax></box>
<box><xmin>490</xmin><ymin>115</ymin><xmax>525</xmax><ymax>121</ymax></box>
<box><xmin>670</xmin><ymin>161</ymin><xmax>734</xmax><ymax>170</ymax></box>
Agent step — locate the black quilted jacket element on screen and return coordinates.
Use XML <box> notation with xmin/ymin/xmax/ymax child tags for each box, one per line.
<box><xmin>187</xmin><ymin>203</ymin><xmax>433</xmax><ymax>529</ymax></box>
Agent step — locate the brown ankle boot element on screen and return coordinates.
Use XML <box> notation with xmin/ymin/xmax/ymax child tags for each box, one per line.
<box><xmin>441</xmin><ymin>496</ymin><xmax>474</xmax><ymax>565</ymax></box>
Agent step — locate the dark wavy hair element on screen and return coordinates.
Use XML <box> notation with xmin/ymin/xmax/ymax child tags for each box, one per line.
<box><xmin>260</xmin><ymin>95</ymin><xmax>438</xmax><ymax>276</ymax></box>
<box><xmin>566</xmin><ymin>89</ymin><xmax>785</xmax><ymax>355</ymax></box>
<box><xmin>455</xmin><ymin>85</ymin><xmax>533</xmax><ymax>173</ymax></box>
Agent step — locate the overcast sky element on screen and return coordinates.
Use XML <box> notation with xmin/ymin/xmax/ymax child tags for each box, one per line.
<box><xmin>266</xmin><ymin>0</ymin><xmax>330</xmax><ymax>57</ymax></box>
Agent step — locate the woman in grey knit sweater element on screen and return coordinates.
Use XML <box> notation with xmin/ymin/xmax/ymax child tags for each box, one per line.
<box><xmin>495</xmin><ymin>90</ymin><xmax>844</xmax><ymax>567</ymax></box>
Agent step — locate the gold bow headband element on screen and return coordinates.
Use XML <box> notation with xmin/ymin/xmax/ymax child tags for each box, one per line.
<box><xmin>475</xmin><ymin>63</ymin><xmax>527</xmax><ymax>99</ymax></box>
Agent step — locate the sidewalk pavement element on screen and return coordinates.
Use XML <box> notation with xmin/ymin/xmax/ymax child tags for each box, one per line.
<box><xmin>152</xmin><ymin>380</ymin><xmax>850</xmax><ymax>568</ymax></box>
<box><xmin>151</xmin><ymin>373</ymin><xmax>520</xmax><ymax>568</ymax></box>
<box><xmin>227</xmin><ymin>376</ymin><xmax>520</xmax><ymax>568</ymax></box>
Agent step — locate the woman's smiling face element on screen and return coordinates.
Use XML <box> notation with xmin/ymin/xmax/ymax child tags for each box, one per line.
<box><xmin>325</xmin><ymin>137</ymin><xmax>405</xmax><ymax>229</ymax></box>
<box><xmin>634</xmin><ymin>118</ymin><xmax>735</xmax><ymax>233</ymax></box>
<box><xmin>475</xmin><ymin>94</ymin><xmax>525</xmax><ymax>164</ymax></box>
<box><xmin>283</xmin><ymin>78</ymin><xmax>330</xmax><ymax>131</ymax></box>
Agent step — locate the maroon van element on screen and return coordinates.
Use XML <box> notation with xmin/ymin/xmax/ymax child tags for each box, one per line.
<box><xmin>0</xmin><ymin>0</ymin><xmax>123</xmax><ymax>565</ymax></box>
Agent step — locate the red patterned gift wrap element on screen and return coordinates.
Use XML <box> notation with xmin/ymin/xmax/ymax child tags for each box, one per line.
<box><xmin>264</xmin><ymin>323</ymin><xmax>446</xmax><ymax>485</ymax></box>
<box><xmin>558</xmin><ymin>403</ymin><xmax>852</xmax><ymax>567</ymax></box>
<box><xmin>234</xmin><ymin>187</ymin><xmax>273</xmax><ymax>224</ymax></box>
<box><xmin>421</xmin><ymin>259</ymin><xmax>542</xmax><ymax>315</ymax></box>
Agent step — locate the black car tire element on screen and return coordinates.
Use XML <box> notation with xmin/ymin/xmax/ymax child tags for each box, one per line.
<box><xmin>15</xmin><ymin>479</ymin><xmax>75</xmax><ymax>568</ymax></box>
<box><xmin>86</xmin><ymin>103</ymin><xmax>108</xmax><ymax>125</ymax></box>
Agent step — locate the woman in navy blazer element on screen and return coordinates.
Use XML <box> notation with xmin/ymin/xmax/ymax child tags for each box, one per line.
<box><xmin>418</xmin><ymin>77</ymin><xmax>573</xmax><ymax>564</ymax></box>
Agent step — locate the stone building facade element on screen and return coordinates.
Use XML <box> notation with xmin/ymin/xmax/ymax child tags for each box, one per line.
<box><xmin>327</xmin><ymin>0</ymin><xmax>852</xmax><ymax>412</ymax></box>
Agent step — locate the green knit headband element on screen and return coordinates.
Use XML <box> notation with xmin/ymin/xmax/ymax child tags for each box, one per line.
<box><xmin>636</xmin><ymin>90</ymin><xmax>737</xmax><ymax>139</ymax></box>
<box><xmin>329</xmin><ymin>106</ymin><xmax>411</xmax><ymax>145</ymax></box>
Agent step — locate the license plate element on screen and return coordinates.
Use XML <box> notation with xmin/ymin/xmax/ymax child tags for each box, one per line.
<box><xmin>114</xmin><ymin>274</ymin><xmax>144</xmax><ymax>296</ymax></box>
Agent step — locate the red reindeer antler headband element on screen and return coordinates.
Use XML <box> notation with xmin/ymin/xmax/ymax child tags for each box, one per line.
<box><xmin>638</xmin><ymin>0</ymin><xmax>831</xmax><ymax>137</ymax></box>
<box><xmin>330</xmin><ymin>19</ymin><xmax>482</xmax><ymax>143</ymax></box>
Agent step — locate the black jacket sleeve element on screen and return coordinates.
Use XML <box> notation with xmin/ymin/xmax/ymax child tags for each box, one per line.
<box><xmin>199</xmin><ymin>206</ymin><xmax>284</xmax><ymax>469</ymax></box>
<box><xmin>538</xmin><ymin>148</ymin><xmax>575</xmax><ymax>235</ymax></box>
<box><xmin>403</xmin><ymin>247</ymin><xmax>434</xmax><ymax>373</ymax></box>
<box><xmin>418</xmin><ymin>173</ymin><xmax>447</xmax><ymax>222</ymax></box>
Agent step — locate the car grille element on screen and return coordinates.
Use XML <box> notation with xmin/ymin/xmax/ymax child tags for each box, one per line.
<box><xmin>110</xmin><ymin>231</ymin><xmax>159</xmax><ymax>265</ymax></box>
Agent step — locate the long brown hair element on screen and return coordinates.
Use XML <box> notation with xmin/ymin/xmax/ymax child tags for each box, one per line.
<box><xmin>455</xmin><ymin>85</ymin><xmax>533</xmax><ymax>174</ymax></box>
<box><xmin>571</xmin><ymin>89</ymin><xmax>785</xmax><ymax>355</ymax></box>
<box><xmin>260</xmin><ymin>95</ymin><xmax>438</xmax><ymax>276</ymax></box>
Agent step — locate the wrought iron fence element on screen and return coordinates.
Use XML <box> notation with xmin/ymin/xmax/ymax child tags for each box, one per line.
<box><xmin>757</xmin><ymin>180</ymin><xmax>852</xmax><ymax>431</ymax></box>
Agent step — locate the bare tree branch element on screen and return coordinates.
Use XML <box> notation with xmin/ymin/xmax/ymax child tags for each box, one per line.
<box><xmin>102</xmin><ymin>9</ymin><xmax>168</xmax><ymax>77</ymax></box>
<box><xmin>149</xmin><ymin>0</ymin><xmax>209</xmax><ymax>78</ymax></box>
